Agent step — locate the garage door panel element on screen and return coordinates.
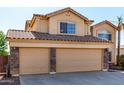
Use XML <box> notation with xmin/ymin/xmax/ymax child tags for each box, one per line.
<box><xmin>20</xmin><ymin>48</ymin><xmax>49</xmax><ymax>74</ymax></box>
<box><xmin>56</xmin><ymin>49</ymin><xmax>102</xmax><ymax>73</ymax></box>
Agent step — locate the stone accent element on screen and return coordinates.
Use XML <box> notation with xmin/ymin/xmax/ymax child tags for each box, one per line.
<box><xmin>103</xmin><ymin>48</ymin><xmax>109</xmax><ymax>70</ymax></box>
<box><xmin>8</xmin><ymin>47</ymin><xmax>19</xmax><ymax>74</ymax></box>
<box><xmin>50</xmin><ymin>48</ymin><xmax>56</xmax><ymax>72</ymax></box>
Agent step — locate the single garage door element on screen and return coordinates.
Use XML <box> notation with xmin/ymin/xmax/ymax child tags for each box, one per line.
<box><xmin>56</xmin><ymin>48</ymin><xmax>102</xmax><ymax>73</ymax></box>
<box><xmin>19</xmin><ymin>48</ymin><xmax>49</xmax><ymax>74</ymax></box>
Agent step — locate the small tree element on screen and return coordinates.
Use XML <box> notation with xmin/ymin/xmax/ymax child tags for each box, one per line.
<box><xmin>117</xmin><ymin>16</ymin><xmax>123</xmax><ymax>66</ymax></box>
<box><xmin>0</xmin><ymin>31</ymin><xmax>8</xmax><ymax>56</ymax></box>
<box><xmin>0</xmin><ymin>31</ymin><xmax>10</xmax><ymax>78</ymax></box>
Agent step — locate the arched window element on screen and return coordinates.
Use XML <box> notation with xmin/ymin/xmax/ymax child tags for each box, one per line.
<box><xmin>98</xmin><ymin>30</ymin><xmax>112</xmax><ymax>41</ymax></box>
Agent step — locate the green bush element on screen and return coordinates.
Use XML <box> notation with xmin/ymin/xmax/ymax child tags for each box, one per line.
<box><xmin>119</xmin><ymin>55</ymin><xmax>124</xmax><ymax>70</ymax></box>
<box><xmin>0</xmin><ymin>31</ymin><xmax>9</xmax><ymax>56</ymax></box>
<box><xmin>0</xmin><ymin>51</ymin><xmax>8</xmax><ymax>56</ymax></box>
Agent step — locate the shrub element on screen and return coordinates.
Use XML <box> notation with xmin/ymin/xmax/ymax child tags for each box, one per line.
<box><xmin>0</xmin><ymin>31</ymin><xmax>9</xmax><ymax>56</ymax></box>
<box><xmin>119</xmin><ymin>55</ymin><xmax>124</xmax><ymax>70</ymax></box>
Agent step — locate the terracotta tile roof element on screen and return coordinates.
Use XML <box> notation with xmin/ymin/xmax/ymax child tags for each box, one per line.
<box><xmin>7</xmin><ymin>29</ymin><xmax>35</xmax><ymax>39</ymax></box>
<box><xmin>7</xmin><ymin>30</ymin><xmax>110</xmax><ymax>43</ymax></box>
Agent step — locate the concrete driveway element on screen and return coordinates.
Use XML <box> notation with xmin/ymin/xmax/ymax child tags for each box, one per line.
<box><xmin>20</xmin><ymin>71</ymin><xmax>124</xmax><ymax>85</ymax></box>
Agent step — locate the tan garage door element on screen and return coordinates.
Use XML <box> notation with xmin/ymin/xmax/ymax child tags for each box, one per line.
<box><xmin>56</xmin><ymin>49</ymin><xmax>102</xmax><ymax>73</ymax></box>
<box><xmin>19</xmin><ymin>48</ymin><xmax>49</xmax><ymax>74</ymax></box>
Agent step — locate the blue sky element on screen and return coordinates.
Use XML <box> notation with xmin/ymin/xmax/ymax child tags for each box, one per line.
<box><xmin>0</xmin><ymin>7</ymin><xmax>124</xmax><ymax>44</ymax></box>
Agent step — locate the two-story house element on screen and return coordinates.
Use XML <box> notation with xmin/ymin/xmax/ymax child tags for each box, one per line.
<box><xmin>7</xmin><ymin>7</ymin><xmax>117</xmax><ymax>75</ymax></box>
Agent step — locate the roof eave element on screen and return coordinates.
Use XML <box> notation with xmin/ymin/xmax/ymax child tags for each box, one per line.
<box><xmin>7</xmin><ymin>38</ymin><xmax>111</xmax><ymax>44</ymax></box>
<box><xmin>92</xmin><ymin>20</ymin><xmax>118</xmax><ymax>30</ymax></box>
<box><xmin>46</xmin><ymin>7</ymin><xmax>92</xmax><ymax>22</ymax></box>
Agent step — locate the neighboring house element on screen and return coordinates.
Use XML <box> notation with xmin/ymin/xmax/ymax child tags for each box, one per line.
<box><xmin>91</xmin><ymin>20</ymin><xmax>117</xmax><ymax>65</ymax></box>
<box><xmin>7</xmin><ymin>7</ymin><xmax>117</xmax><ymax>75</ymax></box>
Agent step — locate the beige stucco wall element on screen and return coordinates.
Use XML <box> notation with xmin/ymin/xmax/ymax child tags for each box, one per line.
<box><xmin>49</xmin><ymin>11</ymin><xmax>90</xmax><ymax>36</ymax></box>
<box><xmin>8</xmin><ymin>39</ymin><xmax>111</xmax><ymax>49</ymax></box>
<box><xmin>56</xmin><ymin>48</ymin><xmax>103</xmax><ymax>73</ymax></box>
<box><xmin>30</xmin><ymin>18</ymin><xmax>48</xmax><ymax>33</ymax></box>
<box><xmin>93</xmin><ymin>23</ymin><xmax>116</xmax><ymax>64</ymax></box>
<box><xmin>37</xmin><ymin>19</ymin><xmax>48</xmax><ymax>33</ymax></box>
<box><xmin>28</xmin><ymin>11</ymin><xmax>90</xmax><ymax>35</ymax></box>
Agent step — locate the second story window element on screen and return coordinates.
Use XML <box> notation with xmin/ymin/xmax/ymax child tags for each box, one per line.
<box><xmin>60</xmin><ymin>22</ymin><xmax>75</xmax><ymax>34</ymax></box>
<box><xmin>98</xmin><ymin>30</ymin><xmax>112</xmax><ymax>41</ymax></box>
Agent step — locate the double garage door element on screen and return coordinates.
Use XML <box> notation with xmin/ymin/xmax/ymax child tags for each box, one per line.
<box><xmin>19</xmin><ymin>48</ymin><xmax>103</xmax><ymax>74</ymax></box>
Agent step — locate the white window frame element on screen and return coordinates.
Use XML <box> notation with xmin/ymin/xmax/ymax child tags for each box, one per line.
<box><xmin>98</xmin><ymin>30</ymin><xmax>112</xmax><ymax>41</ymax></box>
<box><xmin>59</xmin><ymin>21</ymin><xmax>76</xmax><ymax>35</ymax></box>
